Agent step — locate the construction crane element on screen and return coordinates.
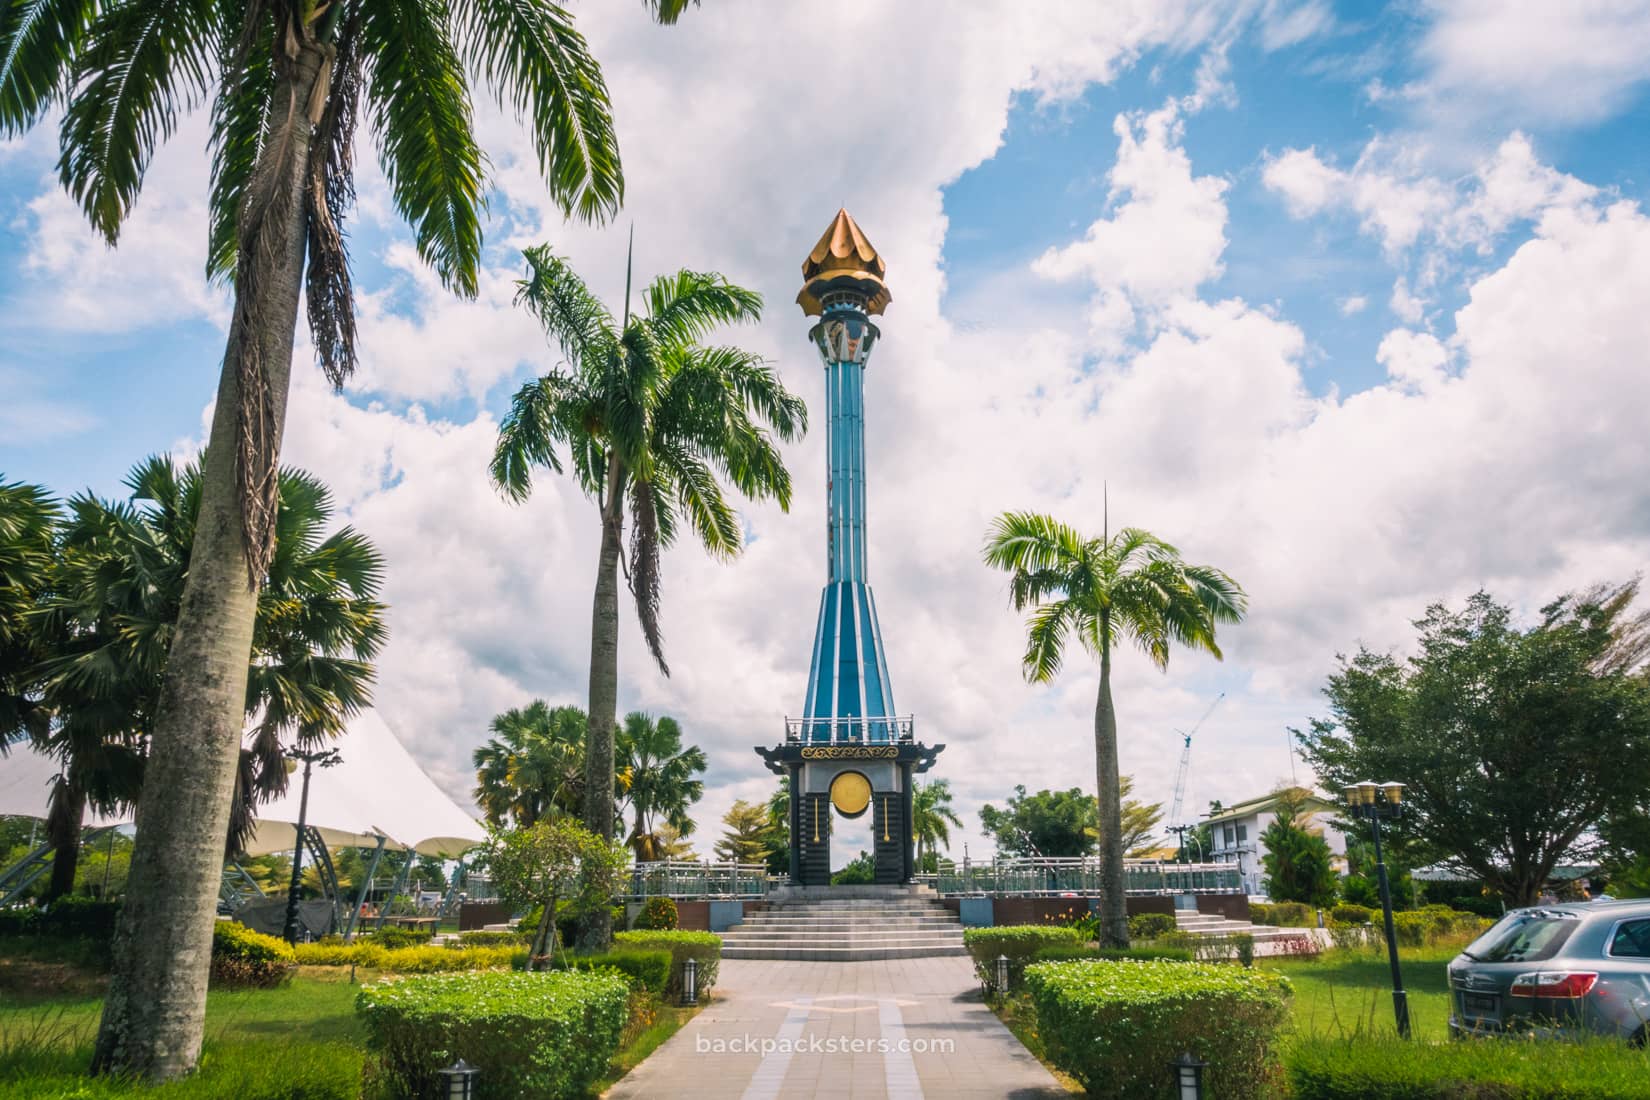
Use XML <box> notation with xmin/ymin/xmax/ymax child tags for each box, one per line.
<box><xmin>1167</xmin><ymin>692</ymin><xmax>1225</xmax><ymax>836</ymax></box>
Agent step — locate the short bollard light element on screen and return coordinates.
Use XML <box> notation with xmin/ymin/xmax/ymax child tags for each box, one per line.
<box><xmin>995</xmin><ymin>954</ymin><xmax>1010</xmax><ymax>995</ymax></box>
<box><xmin>437</xmin><ymin>1058</ymin><xmax>478</xmax><ymax>1100</ymax></box>
<box><xmin>1170</xmin><ymin>1051</ymin><xmax>1207</xmax><ymax>1100</ymax></box>
<box><xmin>682</xmin><ymin>956</ymin><xmax>698</xmax><ymax>1006</ymax></box>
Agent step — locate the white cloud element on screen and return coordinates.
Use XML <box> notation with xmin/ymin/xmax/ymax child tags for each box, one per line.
<box><xmin>1389</xmin><ymin>277</ymin><xmax>1425</xmax><ymax>323</ymax></box>
<box><xmin>1416</xmin><ymin>0</ymin><xmax>1650</xmax><ymax>125</ymax></box>
<box><xmin>1338</xmin><ymin>295</ymin><xmax>1368</xmax><ymax>315</ymax></box>
<box><xmin>1376</xmin><ymin>328</ymin><xmax>1451</xmax><ymax>392</ymax></box>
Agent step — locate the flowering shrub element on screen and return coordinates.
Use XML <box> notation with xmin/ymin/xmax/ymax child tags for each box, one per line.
<box><xmin>1024</xmin><ymin>959</ymin><xmax>1291</xmax><ymax>1100</ymax></box>
<box><xmin>356</xmin><ymin>970</ymin><xmax>629</xmax><ymax>1099</ymax></box>
<box><xmin>636</xmin><ymin>897</ymin><xmax>679</xmax><ymax>930</ymax></box>
<box><xmin>210</xmin><ymin>921</ymin><xmax>297</xmax><ymax>989</ymax></box>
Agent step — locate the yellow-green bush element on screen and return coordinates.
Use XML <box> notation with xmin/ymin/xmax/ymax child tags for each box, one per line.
<box><xmin>293</xmin><ymin>941</ymin><xmax>521</xmax><ymax>972</ymax></box>
<box><xmin>210</xmin><ymin>921</ymin><xmax>296</xmax><ymax>989</ymax></box>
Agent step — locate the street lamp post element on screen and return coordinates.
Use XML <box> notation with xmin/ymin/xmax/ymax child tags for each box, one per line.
<box><xmin>1344</xmin><ymin>780</ymin><xmax>1410</xmax><ymax>1038</ymax></box>
<box><xmin>282</xmin><ymin>746</ymin><xmax>343</xmax><ymax>944</ymax></box>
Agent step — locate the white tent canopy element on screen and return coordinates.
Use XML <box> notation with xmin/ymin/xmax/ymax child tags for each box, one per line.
<box><xmin>2</xmin><ymin>710</ymin><xmax>484</xmax><ymax>859</ymax></box>
<box><xmin>241</xmin><ymin>709</ymin><xmax>485</xmax><ymax>859</ymax></box>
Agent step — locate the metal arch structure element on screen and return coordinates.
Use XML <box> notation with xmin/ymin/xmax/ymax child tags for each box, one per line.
<box><xmin>0</xmin><ymin>826</ymin><xmax>122</xmax><ymax>908</ymax></box>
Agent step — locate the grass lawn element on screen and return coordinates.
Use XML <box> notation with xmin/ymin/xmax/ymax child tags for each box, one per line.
<box><xmin>1260</xmin><ymin>944</ymin><xmax>1459</xmax><ymax>1042</ymax></box>
<box><xmin>0</xmin><ymin>963</ymin><xmax>699</xmax><ymax>1096</ymax></box>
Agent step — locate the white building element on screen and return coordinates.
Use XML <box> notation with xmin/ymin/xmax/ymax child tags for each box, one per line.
<box><xmin>1204</xmin><ymin>789</ymin><xmax>1349</xmax><ymax>897</ymax></box>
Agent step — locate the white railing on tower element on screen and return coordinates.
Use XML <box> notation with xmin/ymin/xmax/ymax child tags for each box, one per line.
<box><xmin>784</xmin><ymin>715</ymin><xmax>915</xmax><ymax>745</ymax></box>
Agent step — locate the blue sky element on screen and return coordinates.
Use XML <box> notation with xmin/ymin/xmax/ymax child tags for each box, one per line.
<box><xmin>6</xmin><ymin>1</ymin><xmax>1650</xmax><ymax>863</ymax></box>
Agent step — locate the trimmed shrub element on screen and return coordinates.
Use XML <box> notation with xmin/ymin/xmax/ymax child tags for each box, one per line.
<box><xmin>1330</xmin><ymin>903</ymin><xmax>1373</xmax><ymax>925</ymax></box>
<box><xmin>295</xmin><ymin>941</ymin><xmax>388</xmax><ymax>968</ymax></box>
<box><xmin>964</xmin><ymin>925</ymin><xmax>1085</xmax><ymax>990</ymax></box>
<box><xmin>614</xmin><ymin>930</ymin><xmax>720</xmax><ymax>1000</ymax></box>
<box><xmin>292</xmin><ymin>942</ymin><xmax>522</xmax><ymax>972</ymax></box>
<box><xmin>210</xmin><ymin>921</ymin><xmax>297</xmax><ymax>989</ymax></box>
<box><xmin>1287</xmin><ymin>1036</ymin><xmax>1650</xmax><ymax>1099</ymax></box>
<box><xmin>1126</xmin><ymin>913</ymin><xmax>1177</xmax><ymax>940</ymax></box>
<box><xmin>364</xmin><ymin>926</ymin><xmax>432</xmax><ymax>949</ymax></box>
<box><xmin>1253</xmin><ymin>901</ymin><xmax>1313</xmax><ymax>927</ymax></box>
<box><xmin>1234</xmin><ymin>931</ymin><xmax>1255</xmax><ymax>967</ymax></box>
<box><xmin>0</xmin><ymin>897</ymin><xmax>123</xmax><ymax>941</ymax></box>
<box><xmin>636</xmin><ymin>896</ymin><xmax>679</xmax><ymax>931</ymax></box>
<box><xmin>1031</xmin><ymin>944</ymin><xmax>1194</xmax><ymax>965</ymax></box>
<box><xmin>458</xmin><ymin>930</ymin><xmax>530</xmax><ymax>947</ymax></box>
<box><xmin>548</xmin><ymin>949</ymin><xmax>671</xmax><ymax>993</ymax></box>
<box><xmin>357</xmin><ymin>970</ymin><xmax>629</xmax><ymax>1100</ymax></box>
<box><xmin>1024</xmin><ymin>959</ymin><xmax>1291</xmax><ymax>1100</ymax></box>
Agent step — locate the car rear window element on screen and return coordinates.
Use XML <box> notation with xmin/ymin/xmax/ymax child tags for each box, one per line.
<box><xmin>1463</xmin><ymin>911</ymin><xmax>1581</xmax><ymax>963</ymax></box>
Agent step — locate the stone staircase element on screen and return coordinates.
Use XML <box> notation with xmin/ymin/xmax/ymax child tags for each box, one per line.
<box><xmin>1172</xmin><ymin>909</ymin><xmax>1322</xmax><ymax>954</ymax></box>
<box><xmin>719</xmin><ymin>885</ymin><xmax>967</xmax><ymax>961</ymax></box>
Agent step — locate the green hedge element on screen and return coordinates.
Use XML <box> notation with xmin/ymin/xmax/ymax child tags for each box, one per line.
<box><xmin>361</xmin><ymin>926</ymin><xmax>433</xmax><ymax>949</ymax></box>
<box><xmin>1126</xmin><ymin>913</ymin><xmax>1177</xmax><ymax>940</ymax></box>
<box><xmin>0</xmin><ymin>897</ymin><xmax>123</xmax><ymax>941</ymax></box>
<box><xmin>964</xmin><ymin>925</ymin><xmax>1086</xmax><ymax>990</ymax></box>
<box><xmin>357</xmin><ymin>970</ymin><xmax>629</xmax><ymax>1100</ymax></box>
<box><xmin>458</xmin><ymin>930</ymin><xmax>530</xmax><ymax>947</ymax></box>
<box><xmin>210</xmin><ymin>921</ymin><xmax>297</xmax><ymax>989</ymax></box>
<box><xmin>1330</xmin><ymin>904</ymin><xmax>1373</xmax><ymax>925</ymax></box>
<box><xmin>547</xmin><ymin>949</ymin><xmax>671</xmax><ymax>993</ymax></box>
<box><xmin>1288</xmin><ymin>1037</ymin><xmax>1650</xmax><ymax>1099</ymax></box>
<box><xmin>1251</xmin><ymin>901</ymin><xmax>1314</xmax><ymax>927</ymax></box>
<box><xmin>613</xmin><ymin>930</ymin><xmax>720</xmax><ymax>1000</ymax></box>
<box><xmin>1031</xmin><ymin>945</ymin><xmax>1195</xmax><ymax>965</ymax></box>
<box><xmin>1024</xmin><ymin>959</ymin><xmax>1291</xmax><ymax>1100</ymax></box>
<box><xmin>1</xmin><ymin>1041</ymin><xmax>362</xmax><ymax>1099</ymax></box>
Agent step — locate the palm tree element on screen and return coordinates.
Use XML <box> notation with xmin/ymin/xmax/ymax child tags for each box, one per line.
<box><xmin>983</xmin><ymin>514</ymin><xmax>1245</xmax><ymax>948</ymax></box>
<box><xmin>472</xmin><ymin>701</ymin><xmax>587</xmax><ymax>829</ymax></box>
<box><xmin>1</xmin><ymin>0</ymin><xmax>686</xmax><ymax>1077</ymax></box>
<box><xmin>714</xmin><ymin>800</ymin><xmax>779</xmax><ymax>865</ymax></box>
<box><xmin>911</xmin><ymin>779</ymin><xmax>963</xmax><ymax>872</ymax></box>
<box><xmin>491</xmin><ymin>248</ymin><xmax>807</xmax><ymax>946</ymax></box>
<box><xmin>0</xmin><ymin>480</ymin><xmax>60</xmax><ymax>751</ymax></box>
<box><xmin>32</xmin><ymin>455</ymin><xmax>386</xmax><ymax>900</ymax></box>
<box><xmin>616</xmin><ymin>712</ymin><xmax>705</xmax><ymax>861</ymax></box>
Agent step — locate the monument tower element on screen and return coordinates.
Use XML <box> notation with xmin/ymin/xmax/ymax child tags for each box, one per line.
<box><xmin>757</xmin><ymin>210</ymin><xmax>943</xmax><ymax>885</ymax></box>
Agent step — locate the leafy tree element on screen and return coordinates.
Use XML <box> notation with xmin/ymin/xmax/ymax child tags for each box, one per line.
<box><xmin>472</xmin><ymin>701</ymin><xmax>587</xmax><ymax>829</ymax></box>
<box><xmin>984</xmin><ymin>513</ymin><xmax>1245</xmax><ymax>947</ymax></box>
<box><xmin>0</xmin><ymin>480</ymin><xmax>60</xmax><ymax>749</ymax></box>
<box><xmin>616</xmin><ymin>712</ymin><xmax>705</xmax><ymax>861</ymax></box>
<box><xmin>1297</xmin><ymin>584</ymin><xmax>1650</xmax><ymax>907</ymax></box>
<box><xmin>491</xmin><ymin>247</ymin><xmax>806</xmax><ymax>948</ymax></box>
<box><xmin>831</xmin><ymin>850</ymin><xmax>875</xmax><ymax>886</ymax></box>
<box><xmin>479</xmin><ymin>818</ymin><xmax>627</xmax><ymax>968</ymax></box>
<box><xmin>763</xmin><ymin>783</ymin><xmax>790</xmax><ymax>875</ymax></box>
<box><xmin>912</xmin><ymin>779</ymin><xmax>963</xmax><ymax>869</ymax></box>
<box><xmin>651</xmin><ymin>822</ymin><xmax>698</xmax><ymax>861</ymax></box>
<box><xmin>1</xmin><ymin>0</ymin><xmax>687</xmax><ymax>1075</ymax></box>
<box><xmin>32</xmin><ymin>456</ymin><xmax>384</xmax><ymax>899</ymax></box>
<box><xmin>1089</xmin><ymin>775</ymin><xmax>1165</xmax><ymax>858</ymax></box>
<box><xmin>980</xmin><ymin>786</ymin><xmax>1096</xmax><ymax>858</ymax></box>
<box><xmin>714</xmin><ymin>800</ymin><xmax>780</xmax><ymax>865</ymax></box>
<box><xmin>1258</xmin><ymin>789</ymin><xmax>1337</xmax><ymax>907</ymax></box>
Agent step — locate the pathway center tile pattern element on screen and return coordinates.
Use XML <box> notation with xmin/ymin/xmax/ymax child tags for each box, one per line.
<box><xmin>607</xmin><ymin>956</ymin><xmax>1069</xmax><ymax>1100</ymax></box>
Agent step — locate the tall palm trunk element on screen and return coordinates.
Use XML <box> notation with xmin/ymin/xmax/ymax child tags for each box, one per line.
<box><xmin>577</xmin><ymin>457</ymin><xmax>624</xmax><ymax>951</ymax></box>
<box><xmin>45</xmin><ymin>778</ymin><xmax>86</xmax><ymax>901</ymax></box>
<box><xmin>92</xmin><ymin>41</ymin><xmax>329</xmax><ymax>1082</ymax></box>
<box><xmin>1094</xmin><ymin>639</ymin><xmax>1128</xmax><ymax>948</ymax></box>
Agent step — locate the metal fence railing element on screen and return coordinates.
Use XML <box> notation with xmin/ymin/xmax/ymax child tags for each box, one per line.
<box><xmin>932</xmin><ymin>858</ymin><xmax>1242</xmax><ymax>897</ymax></box>
<box><xmin>783</xmin><ymin>715</ymin><xmax>915</xmax><ymax>744</ymax></box>
<box><xmin>624</xmin><ymin>861</ymin><xmax>772</xmax><ymax>899</ymax></box>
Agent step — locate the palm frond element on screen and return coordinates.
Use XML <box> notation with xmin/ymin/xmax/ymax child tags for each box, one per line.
<box><xmin>56</xmin><ymin>0</ymin><xmax>217</xmax><ymax>242</ymax></box>
<box><xmin>204</xmin><ymin>0</ymin><xmax>273</xmax><ymax>281</ymax></box>
<box><xmin>360</xmin><ymin>0</ymin><xmax>485</xmax><ymax>295</ymax></box>
<box><xmin>1022</xmin><ymin>600</ymin><xmax>1077</xmax><ymax>684</ymax></box>
<box><xmin>450</xmin><ymin>0</ymin><xmax>621</xmax><ymax>224</ymax></box>
<box><xmin>516</xmin><ymin>245</ymin><xmax>615</xmax><ymax>364</ymax></box>
<box><xmin>983</xmin><ymin>511</ymin><xmax>1087</xmax><ymax>578</ymax></box>
<box><xmin>628</xmin><ymin>477</ymin><xmax>668</xmax><ymax>676</ymax></box>
<box><xmin>0</xmin><ymin>0</ymin><xmax>93</xmax><ymax>135</ymax></box>
<box><xmin>491</xmin><ymin>372</ymin><xmax>588</xmax><ymax>501</ymax></box>
<box><xmin>656</xmin><ymin>442</ymin><xmax>740</xmax><ymax>558</ymax></box>
<box><xmin>644</xmin><ymin>270</ymin><xmax>762</xmax><ymax>347</ymax></box>
<box><xmin>304</xmin><ymin>10</ymin><xmax>364</xmax><ymax>386</ymax></box>
<box><xmin>643</xmin><ymin>0</ymin><xmax>700</xmax><ymax>25</ymax></box>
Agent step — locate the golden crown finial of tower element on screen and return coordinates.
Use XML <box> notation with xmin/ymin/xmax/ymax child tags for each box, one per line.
<box><xmin>797</xmin><ymin>208</ymin><xmax>891</xmax><ymax>317</ymax></box>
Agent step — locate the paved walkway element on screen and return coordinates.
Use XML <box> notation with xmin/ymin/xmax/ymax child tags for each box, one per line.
<box><xmin>607</xmin><ymin>957</ymin><xmax>1069</xmax><ymax>1099</ymax></box>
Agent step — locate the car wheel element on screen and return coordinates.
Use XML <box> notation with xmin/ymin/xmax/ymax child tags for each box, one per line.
<box><xmin>1631</xmin><ymin>1025</ymin><xmax>1649</xmax><ymax>1049</ymax></box>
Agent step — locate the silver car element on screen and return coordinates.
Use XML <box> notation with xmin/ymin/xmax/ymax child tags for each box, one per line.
<box><xmin>1448</xmin><ymin>899</ymin><xmax>1650</xmax><ymax>1043</ymax></box>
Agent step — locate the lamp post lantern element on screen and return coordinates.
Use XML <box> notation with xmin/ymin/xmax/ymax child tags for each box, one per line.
<box><xmin>1344</xmin><ymin>779</ymin><xmax>1410</xmax><ymax>1038</ymax></box>
<box><xmin>281</xmin><ymin>746</ymin><xmax>343</xmax><ymax>944</ymax></box>
<box><xmin>1169</xmin><ymin>1051</ymin><xmax>1207</xmax><ymax>1100</ymax></box>
<box><xmin>437</xmin><ymin>1058</ymin><xmax>478</xmax><ymax>1099</ymax></box>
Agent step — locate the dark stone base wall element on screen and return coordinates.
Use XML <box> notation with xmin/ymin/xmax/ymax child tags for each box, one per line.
<box><xmin>675</xmin><ymin>900</ymin><xmax>712</xmax><ymax>931</ymax></box>
<box><xmin>457</xmin><ymin>901</ymin><xmax>512</xmax><ymax>931</ymax></box>
<box><xmin>937</xmin><ymin>893</ymin><xmax>1248</xmax><ymax>926</ymax></box>
<box><xmin>798</xmin><ymin>794</ymin><xmax>833</xmax><ymax>886</ymax></box>
<box><xmin>872</xmin><ymin>793</ymin><xmax>905</xmax><ymax>884</ymax></box>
